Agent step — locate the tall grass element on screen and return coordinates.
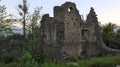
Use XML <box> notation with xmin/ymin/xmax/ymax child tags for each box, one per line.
<box><xmin>77</xmin><ymin>55</ymin><xmax>120</xmax><ymax>67</ymax></box>
<box><xmin>0</xmin><ymin>55</ymin><xmax>120</xmax><ymax>67</ymax></box>
<box><xmin>41</xmin><ymin>60</ymin><xmax>65</xmax><ymax>67</ymax></box>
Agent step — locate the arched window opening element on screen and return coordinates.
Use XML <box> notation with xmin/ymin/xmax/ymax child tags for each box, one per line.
<box><xmin>68</xmin><ymin>7</ymin><xmax>73</xmax><ymax>12</ymax></box>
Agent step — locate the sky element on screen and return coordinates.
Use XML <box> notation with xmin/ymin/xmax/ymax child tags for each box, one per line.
<box><xmin>0</xmin><ymin>0</ymin><xmax>120</xmax><ymax>25</ymax></box>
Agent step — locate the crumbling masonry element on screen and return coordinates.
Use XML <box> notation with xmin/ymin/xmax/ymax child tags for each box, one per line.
<box><xmin>40</xmin><ymin>2</ymin><xmax>120</xmax><ymax>62</ymax></box>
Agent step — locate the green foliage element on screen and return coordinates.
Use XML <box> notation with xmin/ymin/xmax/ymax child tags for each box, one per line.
<box><xmin>31</xmin><ymin>7</ymin><xmax>42</xmax><ymax>27</ymax></box>
<box><xmin>0</xmin><ymin>44</ymin><xmax>25</xmax><ymax>63</ymax></box>
<box><xmin>0</xmin><ymin>62</ymin><xmax>18</xmax><ymax>67</ymax></box>
<box><xmin>24</xmin><ymin>7</ymin><xmax>43</xmax><ymax>63</ymax></box>
<box><xmin>0</xmin><ymin>35</ymin><xmax>4</xmax><ymax>40</ymax></box>
<box><xmin>0</xmin><ymin>55</ymin><xmax>120</xmax><ymax>67</ymax></box>
<box><xmin>0</xmin><ymin>51</ymin><xmax>9</xmax><ymax>63</ymax></box>
<box><xmin>116</xmin><ymin>29</ymin><xmax>120</xmax><ymax>38</ymax></box>
<box><xmin>18</xmin><ymin>52</ymin><xmax>39</xmax><ymax>67</ymax></box>
<box><xmin>0</xmin><ymin>4</ymin><xmax>14</xmax><ymax>36</ymax></box>
<box><xmin>102</xmin><ymin>23</ymin><xmax>116</xmax><ymax>42</ymax></box>
<box><xmin>27</xmin><ymin>7</ymin><xmax>42</xmax><ymax>39</ymax></box>
<box><xmin>76</xmin><ymin>55</ymin><xmax>120</xmax><ymax>67</ymax></box>
<box><xmin>41</xmin><ymin>60</ymin><xmax>65</xmax><ymax>67</ymax></box>
<box><xmin>27</xmin><ymin>40</ymin><xmax>43</xmax><ymax>63</ymax></box>
<box><xmin>102</xmin><ymin>22</ymin><xmax>120</xmax><ymax>49</ymax></box>
<box><xmin>17</xmin><ymin>0</ymin><xmax>29</xmax><ymax>37</ymax></box>
<box><xmin>18</xmin><ymin>0</ymin><xmax>28</xmax><ymax>16</ymax></box>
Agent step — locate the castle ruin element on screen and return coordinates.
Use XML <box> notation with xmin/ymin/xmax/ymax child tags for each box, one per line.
<box><xmin>40</xmin><ymin>2</ymin><xmax>120</xmax><ymax>62</ymax></box>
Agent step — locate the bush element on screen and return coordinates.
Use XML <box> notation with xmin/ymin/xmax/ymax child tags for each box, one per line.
<box><xmin>27</xmin><ymin>40</ymin><xmax>43</xmax><ymax>62</ymax></box>
<box><xmin>18</xmin><ymin>52</ymin><xmax>39</xmax><ymax>67</ymax></box>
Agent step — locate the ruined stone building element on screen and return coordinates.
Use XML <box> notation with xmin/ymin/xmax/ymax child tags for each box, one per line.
<box><xmin>40</xmin><ymin>2</ymin><xmax>120</xmax><ymax>62</ymax></box>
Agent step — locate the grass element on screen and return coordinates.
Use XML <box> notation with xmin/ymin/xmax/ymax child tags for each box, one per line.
<box><xmin>77</xmin><ymin>55</ymin><xmax>120</xmax><ymax>67</ymax></box>
<box><xmin>0</xmin><ymin>55</ymin><xmax>120</xmax><ymax>67</ymax></box>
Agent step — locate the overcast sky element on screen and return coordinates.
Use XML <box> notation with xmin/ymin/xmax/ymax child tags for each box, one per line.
<box><xmin>1</xmin><ymin>0</ymin><xmax>120</xmax><ymax>25</ymax></box>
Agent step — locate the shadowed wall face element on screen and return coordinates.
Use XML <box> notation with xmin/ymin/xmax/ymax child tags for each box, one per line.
<box><xmin>57</xmin><ymin>2</ymin><xmax>83</xmax><ymax>56</ymax></box>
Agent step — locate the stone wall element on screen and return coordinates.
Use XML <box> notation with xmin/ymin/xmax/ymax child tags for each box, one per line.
<box><xmin>55</xmin><ymin>2</ymin><xmax>83</xmax><ymax>57</ymax></box>
<box><xmin>40</xmin><ymin>2</ymin><xmax>120</xmax><ymax>62</ymax></box>
<box><xmin>41</xmin><ymin>14</ymin><xmax>65</xmax><ymax>62</ymax></box>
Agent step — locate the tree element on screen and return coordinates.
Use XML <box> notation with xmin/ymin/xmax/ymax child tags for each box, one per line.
<box><xmin>102</xmin><ymin>23</ymin><xmax>117</xmax><ymax>48</ymax></box>
<box><xmin>17</xmin><ymin>0</ymin><xmax>28</xmax><ymax>37</ymax></box>
<box><xmin>0</xmin><ymin>1</ymin><xmax>14</xmax><ymax>37</ymax></box>
<box><xmin>114</xmin><ymin>29</ymin><xmax>120</xmax><ymax>49</ymax></box>
<box><xmin>26</xmin><ymin>7</ymin><xmax>43</xmax><ymax>62</ymax></box>
<box><xmin>31</xmin><ymin>7</ymin><xmax>41</xmax><ymax>30</ymax></box>
<box><xmin>27</xmin><ymin>7</ymin><xmax>42</xmax><ymax>39</ymax></box>
<box><xmin>116</xmin><ymin>29</ymin><xmax>120</xmax><ymax>38</ymax></box>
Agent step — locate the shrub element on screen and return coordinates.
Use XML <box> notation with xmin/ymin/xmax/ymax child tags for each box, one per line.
<box><xmin>18</xmin><ymin>52</ymin><xmax>39</xmax><ymax>67</ymax></box>
<box><xmin>27</xmin><ymin>40</ymin><xmax>43</xmax><ymax>62</ymax></box>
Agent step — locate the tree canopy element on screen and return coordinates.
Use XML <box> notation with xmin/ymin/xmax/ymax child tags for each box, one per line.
<box><xmin>0</xmin><ymin>2</ymin><xmax>14</xmax><ymax>37</ymax></box>
<box><xmin>102</xmin><ymin>23</ymin><xmax>120</xmax><ymax>49</ymax></box>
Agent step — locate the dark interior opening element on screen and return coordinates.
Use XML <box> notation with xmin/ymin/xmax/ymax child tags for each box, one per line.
<box><xmin>69</xmin><ymin>7</ymin><xmax>73</xmax><ymax>9</ymax></box>
<box><xmin>82</xmin><ymin>29</ymin><xmax>88</xmax><ymax>36</ymax></box>
<box><xmin>74</xmin><ymin>23</ymin><xmax>76</xmax><ymax>25</ymax></box>
<box><xmin>68</xmin><ymin>7</ymin><xmax>73</xmax><ymax>12</ymax></box>
<box><xmin>75</xmin><ymin>19</ymin><xmax>78</xmax><ymax>21</ymax></box>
